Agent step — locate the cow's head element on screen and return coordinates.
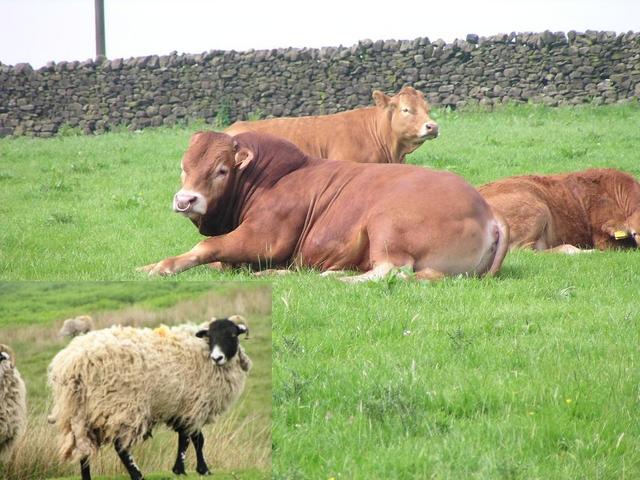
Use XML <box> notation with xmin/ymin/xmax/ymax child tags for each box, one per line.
<box><xmin>601</xmin><ymin>175</ymin><xmax>640</xmax><ymax>248</ymax></box>
<box><xmin>624</xmin><ymin>210</ymin><xmax>640</xmax><ymax>247</ymax></box>
<box><xmin>173</xmin><ymin>131</ymin><xmax>253</xmax><ymax>223</ymax></box>
<box><xmin>196</xmin><ymin>317</ymin><xmax>249</xmax><ymax>366</ymax></box>
<box><xmin>372</xmin><ymin>86</ymin><xmax>438</xmax><ymax>148</ymax></box>
<box><xmin>602</xmin><ymin>210</ymin><xmax>640</xmax><ymax>248</ymax></box>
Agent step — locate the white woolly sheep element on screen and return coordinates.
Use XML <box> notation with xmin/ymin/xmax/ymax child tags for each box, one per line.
<box><xmin>48</xmin><ymin>317</ymin><xmax>251</xmax><ymax>480</ymax></box>
<box><xmin>0</xmin><ymin>344</ymin><xmax>27</xmax><ymax>462</ymax></box>
<box><xmin>58</xmin><ymin>315</ymin><xmax>94</xmax><ymax>338</ymax></box>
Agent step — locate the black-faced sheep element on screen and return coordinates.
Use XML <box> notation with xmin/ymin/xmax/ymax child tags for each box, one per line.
<box><xmin>48</xmin><ymin>317</ymin><xmax>251</xmax><ymax>480</ymax></box>
<box><xmin>58</xmin><ymin>315</ymin><xmax>94</xmax><ymax>338</ymax></box>
<box><xmin>0</xmin><ymin>344</ymin><xmax>27</xmax><ymax>462</ymax></box>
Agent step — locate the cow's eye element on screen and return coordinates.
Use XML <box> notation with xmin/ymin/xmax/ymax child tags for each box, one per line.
<box><xmin>402</xmin><ymin>107</ymin><xmax>411</xmax><ymax>114</ymax></box>
<box><xmin>216</xmin><ymin>167</ymin><xmax>229</xmax><ymax>177</ymax></box>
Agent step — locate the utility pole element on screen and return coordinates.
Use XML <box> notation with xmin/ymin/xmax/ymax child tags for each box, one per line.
<box><xmin>95</xmin><ymin>0</ymin><xmax>106</xmax><ymax>58</ymax></box>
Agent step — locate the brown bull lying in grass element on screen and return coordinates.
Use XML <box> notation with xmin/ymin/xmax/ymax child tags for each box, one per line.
<box><xmin>479</xmin><ymin>168</ymin><xmax>640</xmax><ymax>253</ymax></box>
<box><xmin>140</xmin><ymin>131</ymin><xmax>509</xmax><ymax>281</ymax></box>
<box><xmin>225</xmin><ymin>86</ymin><xmax>438</xmax><ymax>164</ymax></box>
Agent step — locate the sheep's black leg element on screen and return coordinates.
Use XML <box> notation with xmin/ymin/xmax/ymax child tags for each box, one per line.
<box><xmin>191</xmin><ymin>431</ymin><xmax>211</xmax><ymax>475</ymax></box>
<box><xmin>80</xmin><ymin>457</ymin><xmax>91</xmax><ymax>480</ymax></box>
<box><xmin>172</xmin><ymin>430</ymin><xmax>191</xmax><ymax>475</ymax></box>
<box><xmin>114</xmin><ymin>439</ymin><xmax>144</xmax><ymax>480</ymax></box>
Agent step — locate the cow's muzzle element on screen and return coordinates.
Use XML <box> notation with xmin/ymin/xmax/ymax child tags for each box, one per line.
<box><xmin>175</xmin><ymin>195</ymin><xmax>196</xmax><ymax>212</ymax></box>
<box><xmin>173</xmin><ymin>190</ymin><xmax>206</xmax><ymax>215</ymax></box>
<box><xmin>415</xmin><ymin>122</ymin><xmax>439</xmax><ymax>143</ymax></box>
<box><xmin>423</xmin><ymin>122</ymin><xmax>439</xmax><ymax>139</ymax></box>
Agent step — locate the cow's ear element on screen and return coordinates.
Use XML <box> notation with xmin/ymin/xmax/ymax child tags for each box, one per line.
<box><xmin>189</xmin><ymin>131</ymin><xmax>206</xmax><ymax>147</ymax></box>
<box><xmin>234</xmin><ymin>148</ymin><xmax>254</xmax><ymax>170</ymax></box>
<box><xmin>372</xmin><ymin>90</ymin><xmax>391</xmax><ymax>108</ymax></box>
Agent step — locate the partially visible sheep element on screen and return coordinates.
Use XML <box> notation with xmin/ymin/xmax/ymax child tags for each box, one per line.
<box><xmin>58</xmin><ymin>315</ymin><xmax>94</xmax><ymax>338</ymax></box>
<box><xmin>0</xmin><ymin>344</ymin><xmax>27</xmax><ymax>462</ymax></box>
<box><xmin>48</xmin><ymin>317</ymin><xmax>251</xmax><ymax>480</ymax></box>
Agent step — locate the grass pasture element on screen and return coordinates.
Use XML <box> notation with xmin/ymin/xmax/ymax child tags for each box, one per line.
<box><xmin>1</xmin><ymin>102</ymin><xmax>640</xmax><ymax>478</ymax></box>
<box><xmin>0</xmin><ymin>283</ymin><xmax>271</xmax><ymax>480</ymax></box>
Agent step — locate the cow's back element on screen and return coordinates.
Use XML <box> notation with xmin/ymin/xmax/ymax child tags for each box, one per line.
<box><xmin>480</xmin><ymin>175</ymin><xmax>592</xmax><ymax>248</ymax></box>
<box><xmin>226</xmin><ymin>109</ymin><xmax>382</xmax><ymax>163</ymax></box>
<box><xmin>283</xmin><ymin>162</ymin><xmax>495</xmax><ymax>271</ymax></box>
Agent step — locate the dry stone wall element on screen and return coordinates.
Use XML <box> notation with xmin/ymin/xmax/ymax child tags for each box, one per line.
<box><xmin>1</xmin><ymin>30</ymin><xmax>639</xmax><ymax>137</ymax></box>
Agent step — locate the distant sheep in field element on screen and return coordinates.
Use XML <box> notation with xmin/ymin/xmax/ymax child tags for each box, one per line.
<box><xmin>58</xmin><ymin>315</ymin><xmax>94</xmax><ymax>338</ymax></box>
<box><xmin>0</xmin><ymin>344</ymin><xmax>27</xmax><ymax>462</ymax></box>
<box><xmin>48</xmin><ymin>317</ymin><xmax>251</xmax><ymax>480</ymax></box>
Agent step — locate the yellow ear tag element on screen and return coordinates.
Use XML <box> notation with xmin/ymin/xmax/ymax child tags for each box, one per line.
<box><xmin>614</xmin><ymin>230</ymin><xmax>629</xmax><ymax>240</ymax></box>
<box><xmin>154</xmin><ymin>325</ymin><xmax>169</xmax><ymax>337</ymax></box>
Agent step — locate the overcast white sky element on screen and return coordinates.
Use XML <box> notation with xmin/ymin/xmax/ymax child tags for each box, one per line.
<box><xmin>1</xmin><ymin>0</ymin><xmax>639</xmax><ymax>67</ymax></box>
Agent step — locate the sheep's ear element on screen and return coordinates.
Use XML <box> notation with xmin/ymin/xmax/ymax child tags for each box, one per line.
<box><xmin>236</xmin><ymin>323</ymin><xmax>249</xmax><ymax>338</ymax></box>
<box><xmin>195</xmin><ymin>329</ymin><xmax>209</xmax><ymax>339</ymax></box>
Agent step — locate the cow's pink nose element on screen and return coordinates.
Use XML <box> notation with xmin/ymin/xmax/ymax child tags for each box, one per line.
<box><xmin>426</xmin><ymin>123</ymin><xmax>439</xmax><ymax>137</ymax></box>
<box><xmin>174</xmin><ymin>193</ymin><xmax>197</xmax><ymax>212</ymax></box>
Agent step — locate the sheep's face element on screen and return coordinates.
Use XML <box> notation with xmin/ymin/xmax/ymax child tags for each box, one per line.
<box><xmin>196</xmin><ymin>318</ymin><xmax>248</xmax><ymax>366</ymax></box>
<box><xmin>0</xmin><ymin>345</ymin><xmax>15</xmax><ymax>374</ymax></box>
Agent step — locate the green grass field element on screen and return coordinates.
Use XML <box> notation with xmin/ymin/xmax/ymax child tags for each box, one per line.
<box><xmin>0</xmin><ymin>281</ymin><xmax>224</xmax><ymax>327</ymax></box>
<box><xmin>0</xmin><ymin>283</ymin><xmax>271</xmax><ymax>480</ymax></box>
<box><xmin>1</xmin><ymin>103</ymin><xmax>640</xmax><ymax>478</ymax></box>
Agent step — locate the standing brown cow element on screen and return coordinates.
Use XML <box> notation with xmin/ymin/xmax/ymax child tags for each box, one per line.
<box><xmin>479</xmin><ymin>168</ymin><xmax>640</xmax><ymax>252</ymax></box>
<box><xmin>140</xmin><ymin>131</ymin><xmax>508</xmax><ymax>281</ymax></box>
<box><xmin>224</xmin><ymin>86</ymin><xmax>438</xmax><ymax>164</ymax></box>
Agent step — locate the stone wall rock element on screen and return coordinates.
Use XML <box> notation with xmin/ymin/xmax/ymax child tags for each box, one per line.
<box><xmin>1</xmin><ymin>30</ymin><xmax>639</xmax><ymax>137</ymax></box>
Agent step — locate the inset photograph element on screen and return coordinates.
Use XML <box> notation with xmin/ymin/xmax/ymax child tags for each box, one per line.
<box><xmin>0</xmin><ymin>282</ymin><xmax>271</xmax><ymax>480</ymax></box>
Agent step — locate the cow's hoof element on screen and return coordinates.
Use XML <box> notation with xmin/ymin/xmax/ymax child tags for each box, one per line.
<box><xmin>319</xmin><ymin>270</ymin><xmax>347</xmax><ymax>277</ymax></box>
<box><xmin>554</xmin><ymin>244</ymin><xmax>590</xmax><ymax>255</ymax></box>
<box><xmin>253</xmin><ymin>269</ymin><xmax>291</xmax><ymax>277</ymax></box>
<box><xmin>137</xmin><ymin>262</ymin><xmax>175</xmax><ymax>276</ymax></box>
<box><xmin>151</xmin><ymin>268</ymin><xmax>174</xmax><ymax>277</ymax></box>
<box><xmin>337</xmin><ymin>275</ymin><xmax>360</xmax><ymax>284</ymax></box>
<box><xmin>172</xmin><ymin>466</ymin><xmax>187</xmax><ymax>475</ymax></box>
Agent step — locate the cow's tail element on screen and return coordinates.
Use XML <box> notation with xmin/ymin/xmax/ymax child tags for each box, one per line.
<box><xmin>486</xmin><ymin>212</ymin><xmax>510</xmax><ymax>277</ymax></box>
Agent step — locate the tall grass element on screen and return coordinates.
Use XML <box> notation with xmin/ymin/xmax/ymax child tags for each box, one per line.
<box><xmin>3</xmin><ymin>406</ymin><xmax>269</xmax><ymax>480</ymax></box>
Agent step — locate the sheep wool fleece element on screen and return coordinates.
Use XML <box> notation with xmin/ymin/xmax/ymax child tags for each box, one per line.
<box><xmin>0</xmin><ymin>350</ymin><xmax>27</xmax><ymax>460</ymax></box>
<box><xmin>48</xmin><ymin>325</ymin><xmax>251</xmax><ymax>462</ymax></box>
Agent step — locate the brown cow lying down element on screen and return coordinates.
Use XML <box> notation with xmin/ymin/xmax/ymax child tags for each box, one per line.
<box><xmin>479</xmin><ymin>168</ymin><xmax>640</xmax><ymax>253</ymax></box>
<box><xmin>224</xmin><ymin>86</ymin><xmax>438</xmax><ymax>164</ymax></box>
<box><xmin>140</xmin><ymin>132</ymin><xmax>508</xmax><ymax>281</ymax></box>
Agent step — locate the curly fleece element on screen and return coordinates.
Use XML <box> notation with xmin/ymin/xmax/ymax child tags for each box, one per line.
<box><xmin>48</xmin><ymin>325</ymin><xmax>251</xmax><ymax>462</ymax></box>
<box><xmin>0</xmin><ymin>345</ymin><xmax>27</xmax><ymax>460</ymax></box>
